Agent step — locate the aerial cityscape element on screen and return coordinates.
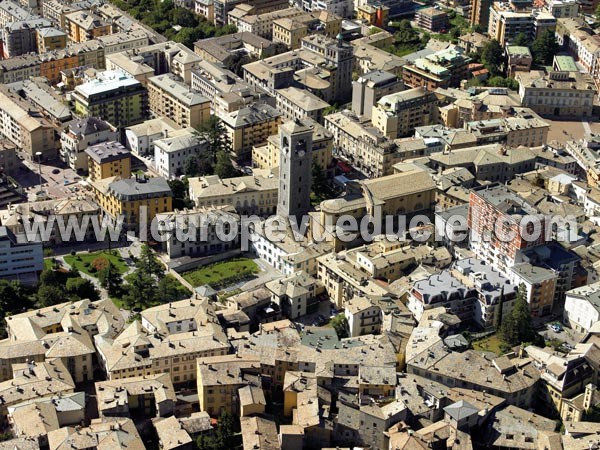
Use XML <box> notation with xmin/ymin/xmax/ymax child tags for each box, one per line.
<box><xmin>0</xmin><ymin>0</ymin><xmax>600</xmax><ymax>448</ymax></box>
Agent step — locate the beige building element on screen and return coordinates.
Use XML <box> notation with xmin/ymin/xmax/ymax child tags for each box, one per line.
<box><xmin>196</xmin><ymin>355</ymin><xmax>261</xmax><ymax>416</ymax></box>
<box><xmin>64</xmin><ymin>11</ymin><xmax>111</xmax><ymax>43</ymax></box>
<box><xmin>221</xmin><ymin>103</ymin><xmax>282</xmax><ymax>158</ymax></box>
<box><xmin>516</xmin><ymin>69</ymin><xmax>596</xmax><ymax>118</ymax></box>
<box><xmin>252</xmin><ymin>117</ymin><xmax>333</xmax><ymax>172</ymax></box>
<box><xmin>96</xmin><ymin>374</ymin><xmax>176</xmax><ymax>418</ymax></box>
<box><xmin>96</xmin><ymin>298</ymin><xmax>230</xmax><ymax>384</ymax></box>
<box><xmin>189</xmin><ymin>174</ymin><xmax>279</xmax><ymax>216</ymax></box>
<box><xmin>48</xmin><ymin>418</ymin><xmax>145</xmax><ymax>450</ymax></box>
<box><xmin>272</xmin><ymin>10</ymin><xmax>341</xmax><ymax>49</ymax></box>
<box><xmin>85</xmin><ymin>140</ymin><xmax>132</xmax><ymax>182</ymax></box>
<box><xmin>0</xmin><ymin>85</ymin><xmax>58</xmax><ymax>161</ymax></box>
<box><xmin>372</xmin><ymin>87</ymin><xmax>439</xmax><ymax>139</ymax></box>
<box><xmin>36</xmin><ymin>27</ymin><xmax>67</xmax><ymax>52</ymax></box>
<box><xmin>345</xmin><ymin>297</ymin><xmax>382</xmax><ymax>337</ymax></box>
<box><xmin>275</xmin><ymin>87</ymin><xmax>330</xmax><ymax>124</ymax></box>
<box><xmin>0</xmin><ymin>360</ymin><xmax>76</xmax><ymax>425</ymax></box>
<box><xmin>1</xmin><ymin>299</ymin><xmax>124</xmax><ymax>383</ymax></box>
<box><xmin>148</xmin><ymin>74</ymin><xmax>210</xmax><ymax>130</ymax></box>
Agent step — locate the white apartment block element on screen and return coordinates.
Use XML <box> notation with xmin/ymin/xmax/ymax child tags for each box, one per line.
<box><xmin>0</xmin><ymin>226</ymin><xmax>43</xmax><ymax>283</ymax></box>
<box><xmin>153</xmin><ymin>128</ymin><xmax>208</xmax><ymax>179</ymax></box>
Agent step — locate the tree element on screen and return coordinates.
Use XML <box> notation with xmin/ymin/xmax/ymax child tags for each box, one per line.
<box><xmin>66</xmin><ymin>278</ymin><xmax>99</xmax><ymax>301</ymax></box>
<box><xmin>136</xmin><ymin>244</ymin><xmax>165</xmax><ymax>279</ymax></box>
<box><xmin>168</xmin><ymin>179</ymin><xmax>194</xmax><ymax>210</ymax></box>
<box><xmin>98</xmin><ymin>262</ymin><xmax>123</xmax><ymax>297</ymax></box>
<box><xmin>596</xmin><ymin>3</ymin><xmax>600</xmax><ymax>21</ymax></box>
<box><xmin>157</xmin><ymin>275</ymin><xmax>188</xmax><ymax>303</ymax></box>
<box><xmin>37</xmin><ymin>285</ymin><xmax>65</xmax><ymax>307</ymax></box>
<box><xmin>500</xmin><ymin>283</ymin><xmax>543</xmax><ymax>346</ymax></box>
<box><xmin>214</xmin><ymin>150</ymin><xmax>237</xmax><ymax>179</ymax></box>
<box><xmin>481</xmin><ymin>39</ymin><xmax>504</xmax><ymax>75</ymax></box>
<box><xmin>331</xmin><ymin>313</ymin><xmax>349</xmax><ymax>339</ymax></box>
<box><xmin>183</xmin><ymin>155</ymin><xmax>200</xmax><ymax>177</ymax></box>
<box><xmin>532</xmin><ymin>30</ymin><xmax>559</xmax><ymax>65</ymax></box>
<box><xmin>513</xmin><ymin>32</ymin><xmax>529</xmax><ymax>46</ymax></box>
<box><xmin>199</xmin><ymin>116</ymin><xmax>232</xmax><ymax>162</ymax></box>
<box><xmin>0</xmin><ymin>280</ymin><xmax>32</xmax><ymax>316</ymax></box>
<box><xmin>123</xmin><ymin>271</ymin><xmax>156</xmax><ymax>309</ymax></box>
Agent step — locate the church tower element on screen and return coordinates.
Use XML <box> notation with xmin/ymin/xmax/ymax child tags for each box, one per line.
<box><xmin>277</xmin><ymin>119</ymin><xmax>313</xmax><ymax>222</ymax></box>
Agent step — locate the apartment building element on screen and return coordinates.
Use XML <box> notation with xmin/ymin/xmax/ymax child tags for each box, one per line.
<box><xmin>193</xmin><ymin>32</ymin><xmax>277</xmax><ymax>65</ymax></box>
<box><xmin>468</xmin><ymin>183</ymin><xmax>547</xmax><ymax>276</ymax></box>
<box><xmin>36</xmin><ymin>27</ymin><xmax>67</xmax><ymax>52</ymax></box>
<box><xmin>356</xmin><ymin>4</ymin><xmax>389</xmax><ymax>26</ymax></box>
<box><xmin>252</xmin><ymin>117</ymin><xmax>333</xmax><ymax>173</ymax></box>
<box><xmin>196</xmin><ymin>355</ymin><xmax>261</xmax><ymax>416</ymax></box>
<box><xmin>64</xmin><ymin>11</ymin><xmax>111</xmax><ymax>43</ymax></box>
<box><xmin>91</xmin><ymin>174</ymin><xmax>172</xmax><ymax>233</ymax></box>
<box><xmin>231</xmin><ymin>6</ymin><xmax>304</xmax><ymax>38</ymax></box>
<box><xmin>221</xmin><ymin>103</ymin><xmax>282</xmax><ymax>158</ymax></box>
<box><xmin>564</xmin><ymin>282</ymin><xmax>600</xmax><ymax>332</ymax></box>
<box><xmin>352</xmin><ymin>70</ymin><xmax>404</xmax><ymax>119</ymax></box>
<box><xmin>243</xmin><ymin>34</ymin><xmax>353</xmax><ymax>103</ymax></box>
<box><xmin>189</xmin><ymin>174</ymin><xmax>279</xmax><ymax>216</ymax></box>
<box><xmin>0</xmin><ymin>226</ymin><xmax>43</xmax><ymax>283</ymax></box>
<box><xmin>147</xmin><ymin>74</ymin><xmax>210</xmax><ymax>130</ymax></box>
<box><xmin>402</xmin><ymin>47</ymin><xmax>471</xmax><ymax>90</ymax></box>
<box><xmin>96</xmin><ymin>375</ymin><xmax>175</xmax><ymax>418</ymax></box>
<box><xmin>48</xmin><ymin>418</ymin><xmax>145</xmax><ymax>450</ymax></box>
<box><xmin>345</xmin><ymin>297</ymin><xmax>383</xmax><ymax>337</ymax></box>
<box><xmin>85</xmin><ymin>141</ymin><xmax>132</xmax><ymax>182</ymax></box>
<box><xmin>275</xmin><ymin>87</ymin><xmax>330</xmax><ymax>124</ymax></box>
<box><xmin>2</xmin><ymin>18</ymin><xmax>51</xmax><ymax>58</ymax></box>
<box><xmin>324</xmin><ymin>111</ymin><xmax>408</xmax><ymax>177</ymax></box>
<box><xmin>272</xmin><ymin>10</ymin><xmax>341</xmax><ymax>49</ymax></box>
<box><xmin>0</xmin><ymin>85</ymin><xmax>58</xmax><ymax>161</ymax></box>
<box><xmin>60</xmin><ymin>117</ymin><xmax>117</xmax><ymax>171</ymax></box>
<box><xmin>155</xmin><ymin>206</ymin><xmax>240</xmax><ymax>259</ymax></box>
<box><xmin>545</xmin><ymin>0</ymin><xmax>579</xmax><ymax>17</ymax></box>
<box><xmin>73</xmin><ymin>70</ymin><xmax>147</xmax><ymax>128</ymax></box>
<box><xmin>509</xmin><ymin>263</ymin><xmax>556</xmax><ymax>317</ymax></box>
<box><xmin>371</xmin><ymin>87</ymin><xmax>439</xmax><ymax>139</ymax></box>
<box><xmin>105</xmin><ymin>41</ymin><xmax>200</xmax><ymax>85</ymax></box>
<box><xmin>97</xmin><ymin>298</ymin><xmax>230</xmax><ymax>384</ymax></box>
<box><xmin>0</xmin><ymin>360</ymin><xmax>75</xmax><ymax>425</ymax></box>
<box><xmin>465</xmin><ymin>114</ymin><xmax>550</xmax><ymax>147</ymax></box>
<box><xmin>213</xmin><ymin>0</ymin><xmax>289</xmax><ymax>25</ymax></box>
<box><xmin>153</xmin><ymin>128</ymin><xmax>209</xmax><ymax>179</ymax></box>
<box><xmin>488</xmin><ymin>2</ymin><xmax>556</xmax><ymax>45</ymax></box>
<box><xmin>516</xmin><ymin>69</ymin><xmax>596</xmax><ymax>118</ymax></box>
<box><xmin>124</xmin><ymin>117</ymin><xmax>181</xmax><ymax>157</ymax></box>
<box><xmin>415</xmin><ymin>7</ymin><xmax>449</xmax><ymax>32</ymax></box>
<box><xmin>265</xmin><ymin>272</ymin><xmax>319</xmax><ymax>319</ymax></box>
<box><xmin>190</xmin><ymin>60</ymin><xmax>269</xmax><ymax>116</ymax></box>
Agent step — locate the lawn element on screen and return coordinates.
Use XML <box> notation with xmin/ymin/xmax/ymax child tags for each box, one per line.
<box><xmin>183</xmin><ymin>258</ymin><xmax>259</xmax><ymax>288</ymax></box>
<box><xmin>64</xmin><ymin>251</ymin><xmax>129</xmax><ymax>277</ymax></box>
<box><xmin>472</xmin><ymin>334</ymin><xmax>507</xmax><ymax>355</ymax></box>
<box><xmin>43</xmin><ymin>258</ymin><xmax>54</xmax><ymax>271</ymax></box>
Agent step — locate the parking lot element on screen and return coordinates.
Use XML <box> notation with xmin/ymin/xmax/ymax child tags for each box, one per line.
<box><xmin>538</xmin><ymin>320</ymin><xmax>584</xmax><ymax>348</ymax></box>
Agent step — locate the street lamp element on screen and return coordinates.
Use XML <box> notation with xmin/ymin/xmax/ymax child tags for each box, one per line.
<box><xmin>35</xmin><ymin>151</ymin><xmax>43</xmax><ymax>198</ymax></box>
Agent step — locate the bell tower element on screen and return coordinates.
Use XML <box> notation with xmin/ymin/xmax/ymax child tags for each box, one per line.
<box><xmin>277</xmin><ymin>119</ymin><xmax>313</xmax><ymax>222</ymax></box>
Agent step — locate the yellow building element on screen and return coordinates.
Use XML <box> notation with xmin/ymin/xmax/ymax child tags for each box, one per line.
<box><xmin>283</xmin><ymin>371</ymin><xmax>316</xmax><ymax>417</ymax></box>
<box><xmin>147</xmin><ymin>74</ymin><xmax>210</xmax><ymax>130</ymax></box>
<box><xmin>85</xmin><ymin>141</ymin><xmax>132</xmax><ymax>182</ymax></box>
<box><xmin>36</xmin><ymin>27</ymin><xmax>67</xmax><ymax>53</ymax></box>
<box><xmin>252</xmin><ymin>117</ymin><xmax>333</xmax><ymax>173</ymax></box>
<box><xmin>91</xmin><ymin>174</ymin><xmax>173</xmax><ymax>233</ymax></box>
<box><xmin>64</xmin><ymin>11</ymin><xmax>111</xmax><ymax>43</ymax></box>
<box><xmin>221</xmin><ymin>103</ymin><xmax>282</xmax><ymax>159</ymax></box>
<box><xmin>356</xmin><ymin>4</ymin><xmax>389</xmax><ymax>27</ymax></box>
<box><xmin>196</xmin><ymin>355</ymin><xmax>261</xmax><ymax>417</ymax></box>
<box><xmin>271</xmin><ymin>11</ymin><xmax>341</xmax><ymax>50</ymax></box>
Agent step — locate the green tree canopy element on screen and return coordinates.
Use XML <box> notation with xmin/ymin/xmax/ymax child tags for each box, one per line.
<box><xmin>481</xmin><ymin>39</ymin><xmax>504</xmax><ymax>75</ymax></box>
<box><xmin>214</xmin><ymin>150</ymin><xmax>238</xmax><ymax>179</ymax></box>
<box><xmin>65</xmin><ymin>278</ymin><xmax>99</xmax><ymax>301</ymax></box>
<box><xmin>513</xmin><ymin>33</ymin><xmax>529</xmax><ymax>46</ymax></box>
<box><xmin>500</xmin><ymin>284</ymin><xmax>544</xmax><ymax>346</ymax></box>
<box><xmin>331</xmin><ymin>313</ymin><xmax>349</xmax><ymax>339</ymax></box>
<box><xmin>532</xmin><ymin>30</ymin><xmax>559</xmax><ymax>65</ymax></box>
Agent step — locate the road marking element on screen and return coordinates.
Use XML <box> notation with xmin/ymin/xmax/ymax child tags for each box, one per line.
<box><xmin>583</xmin><ymin>120</ymin><xmax>592</xmax><ymax>135</ymax></box>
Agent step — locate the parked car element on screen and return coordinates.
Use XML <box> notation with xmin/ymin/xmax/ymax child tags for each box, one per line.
<box><xmin>549</xmin><ymin>323</ymin><xmax>563</xmax><ymax>333</ymax></box>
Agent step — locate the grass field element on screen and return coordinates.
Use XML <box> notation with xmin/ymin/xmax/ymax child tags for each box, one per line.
<box><xmin>64</xmin><ymin>251</ymin><xmax>129</xmax><ymax>277</ymax></box>
<box><xmin>472</xmin><ymin>334</ymin><xmax>506</xmax><ymax>355</ymax></box>
<box><xmin>183</xmin><ymin>258</ymin><xmax>259</xmax><ymax>288</ymax></box>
